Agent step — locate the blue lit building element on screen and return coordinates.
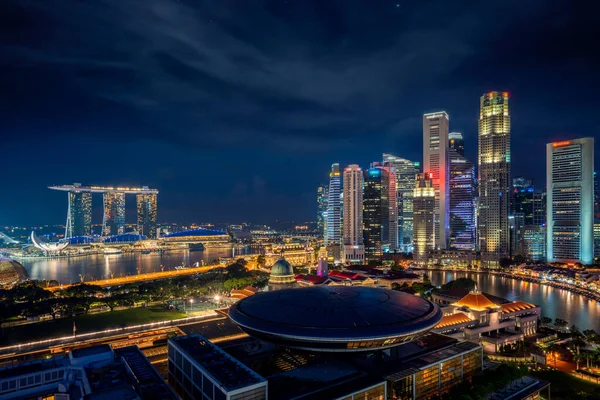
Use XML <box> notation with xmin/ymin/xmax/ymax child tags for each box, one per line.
<box><xmin>160</xmin><ymin>228</ymin><xmax>230</xmax><ymax>244</ymax></box>
<box><xmin>325</xmin><ymin>164</ymin><xmax>342</xmax><ymax>247</ymax></box>
<box><xmin>103</xmin><ymin>233</ymin><xmax>147</xmax><ymax>243</ymax></box>
<box><xmin>449</xmin><ymin>147</ymin><xmax>475</xmax><ymax>250</ymax></box>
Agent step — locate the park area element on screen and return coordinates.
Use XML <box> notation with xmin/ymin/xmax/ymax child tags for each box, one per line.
<box><xmin>0</xmin><ymin>306</ymin><xmax>185</xmax><ymax>345</ymax></box>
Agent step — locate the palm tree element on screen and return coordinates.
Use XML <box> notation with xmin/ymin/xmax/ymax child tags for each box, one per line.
<box><xmin>573</xmin><ymin>353</ymin><xmax>584</xmax><ymax>371</ymax></box>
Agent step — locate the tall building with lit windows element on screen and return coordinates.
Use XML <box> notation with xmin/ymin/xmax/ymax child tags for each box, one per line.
<box><xmin>325</xmin><ymin>164</ymin><xmax>342</xmax><ymax>247</ymax></box>
<box><xmin>317</xmin><ymin>184</ymin><xmax>328</xmax><ymax>238</ymax></box>
<box><xmin>423</xmin><ymin>112</ymin><xmax>450</xmax><ymax>249</ymax></box>
<box><xmin>478</xmin><ymin>92</ymin><xmax>511</xmax><ymax>268</ymax></box>
<box><xmin>66</xmin><ymin>187</ymin><xmax>92</xmax><ymax>238</ymax></box>
<box><xmin>449</xmin><ymin>132</ymin><xmax>464</xmax><ymax>156</ymax></box>
<box><xmin>546</xmin><ymin>138</ymin><xmax>594</xmax><ymax>264</ymax></box>
<box><xmin>342</xmin><ymin>165</ymin><xmax>364</xmax><ymax>264</ymax></box>
<box><xmin>102</xmin><ymin>192</ymin><xmax>126</xmax><ymax>236</ymax></box>
<box><xmin>137</xmin><ymin>192</ymin><xmax>158</xmax><ymax>238</ymax></box>
<box><xmin>383</xmin><ymin>153</ymin><xmax>420</xmax><ymax>252</ymax></box>
<box><xmin>449</xmin><ymin>144</ymin><xmax>475</xmax><ymax>250</ymax></box>
<box><xmin>413</xmin><ymin>173</ymin><xmax>435</xmax><ymax>264</ymax></box>
<box><xmin>363</xmin><ymin>165</ymin><xmax>397</xmax><ymax>260</ymax></box>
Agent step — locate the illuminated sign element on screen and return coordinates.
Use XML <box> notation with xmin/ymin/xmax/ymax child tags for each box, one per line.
<box><xmin>552</xmin><ymin>141</ymin><xmax>572</xmax><ymax>147</ymax></box>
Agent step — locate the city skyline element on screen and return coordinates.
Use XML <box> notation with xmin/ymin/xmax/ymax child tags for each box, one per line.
<box><xmin>1</xmin><ymin>1</ymin><xmax>598</xmax><ymax>226</ymax></box>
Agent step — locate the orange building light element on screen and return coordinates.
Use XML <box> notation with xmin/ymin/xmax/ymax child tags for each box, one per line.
<box><xmin>553</xmin><ymin>141</ymin><xmax>572</xmax><ymax>147</ymax></box>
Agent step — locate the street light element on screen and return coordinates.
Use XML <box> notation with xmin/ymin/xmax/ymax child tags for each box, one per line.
<box><xmin>214</xmin><ymin>295</ymin><xmax>221</xmax><ymax>302</ymax></box>
<box><xmin>190</xmin><ymin>299</ymin><xmax>194</xmax><ymax>313</ymax></box>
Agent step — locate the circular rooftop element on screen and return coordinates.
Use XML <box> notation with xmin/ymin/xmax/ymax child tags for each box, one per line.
<box><xmin>0</xmin><ymin>258</ymin><xmax>29</xmax><ymax>287</ymax></box>
<box><xmin>228</xmin><ymin>286</ymin><xmax>442</xmax><ymax>352</ymax></box>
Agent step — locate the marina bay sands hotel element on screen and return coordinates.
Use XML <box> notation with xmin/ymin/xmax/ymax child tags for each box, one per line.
<box><xmin>49</xmin><ymin>183</ymin><xmax>158</xmax><ymax>239</ymax></box>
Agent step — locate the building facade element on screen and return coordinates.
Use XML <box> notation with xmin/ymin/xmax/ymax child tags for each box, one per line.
<box><xmin>326</xmin><ymin>164</ymin><xmax>342</xmax><ymax>248</ymax></box>
<box><xmin>363</xmin><ymin>166</ymin><xmax>394</xmax><ymax>260</ymax></box>
<box><xmin>317</xmin><ymin>184</ymin><xmax>328</xmax><ymax>239</ymax></box>
<box><xmin>449</xmin><ymin>146</ymin><xmax>476</xmax><ymax>251</ymax></box>
<box><xmin>522</xmin><ymin>225</ymin><xmax>546</xmax><ymax>262</ymax></box>
<box><xmin>383</xmin><ymin>153</ymin><xmax>420</xmax><ymax>253</ymax></box>
<box><xmin>342</xmin><ymin>164</ymin><xmax>365</xmax><ymax>264</ymax></box>
<box><xmin>413</xmin><ymin>173</ymin><xmax>435</xmax><ymax>265</ymax></box>
<box><xmin>449</xmin><ymin>132</ymin><xmax>464</xmax><ymax>156</ymax></box>
<box><xmin>423</xmin><ymin>112</ymin><xmax>450</xmax><ymax>249</ymax></box>
<box><xmin>66</xmin><ymin>189</ymin><xmax>92</xmax><ymax>238</ymax></box>
<box><xmin>546</xmin><ymin>138</ymin><xmax>595</xmax><ymax>264</ymax></box>
<box><xmin>136</xmin><ymin>193</ymin><xmax>158</xmax><ymax>238</ymax></box>
<box><xmin>478</xmin><ymin>92</ymin><xmax>511</xmax><ymax>268</ymax></box>
<box><xmin>102</xmin><ymin>192</ymin><xmax>126</xmax><ymax>236</ymax></box>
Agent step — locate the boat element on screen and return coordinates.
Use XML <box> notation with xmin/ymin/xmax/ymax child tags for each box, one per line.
<box><xmin>188</xmin><ymin>243</ymin><xmax>205</xmax><ymax>252</ymax></box>
<box><xmin>175</xmin><ymin>263</ymin><xmax>188</xmax><ymax>270</ymax></box>
<box><xmin>103</xmin><ymin>247</ymin><xmax>122</xmax><ymax>255</ymax></box>
<box><xmin>141</xmin><ymin>250</ymin><xmax>151</xmax><ymax>254</ymax></box>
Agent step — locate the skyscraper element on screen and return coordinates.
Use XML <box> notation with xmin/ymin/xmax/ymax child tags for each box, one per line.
<box><xmin>423</xmin><ymin>112</ymin><xmax>450</xmax><ymax>249</ymax></box>
<box><xmin>137</xmin><ymin>192</ymin><xmax>158</xmax><ymax>238</ymax></box>
<box><xmin>383</xmin><ymin>153</ymin><xmax>420</xmax><ymax>253</ymax></box>
<box><xmin>546</xmin><ymin>138</ymin><xmax>594</xmax><ymax>264</ymax></box>
<box><xmin>66</xmin><ymin>188</ymin><xmax>92</xmax><ymax>238</ymax></box>
<box><xmin>317</xmin><ymin>184</ymin><xmax>328</xmax><ymax>238</ymax></box>
<box><xmin>449</xmin><ymin>145</ymin><xmax>475</xmax><ymax>250</ymax></box>
<box><xmin>449</xmin><ymin>132</ymin><xmax>464</xmax><ymax>156</ymax></box>
<box><xmin>478</xmin><ymin>92</ymin><xmax>511</xmax><ymax>268</ymax></box>
<box><xmin>342</xmin><ymin>165</ymin><xmax>365</xmax><ymax>264</ymax></box>
<box><xmin>102</xmin><ymin>192</ymin><xmax>126</xmax><ymax>236</ymax></box>
<box><xmin>325</xmin><ymin>164</ymin><xmax>342</xmax><ymax>248</ymax></box>
<box><xmin>511</xmin><ymin>180</ymin><xmax>545</xmax><ymax>256</ymax></box>
<box><xmin>413</xmin><ymin>173</ymin><xmax>435</xmax><ymax>264</ymax></box>
<box><xmin>363</xmin><ymin>165</ymin><xmax>396</xmax><ymax>260</ymax></box>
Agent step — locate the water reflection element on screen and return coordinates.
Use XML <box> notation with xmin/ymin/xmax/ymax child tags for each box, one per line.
<box><xmin>20</xmin><ymin>248</ymin><xmax>248</xmax><ymax>284</ymax></box>
<box><xmin>428</xmin><ymin>271</ymin><xmax>600</xmax><ymax>331</ymax></box>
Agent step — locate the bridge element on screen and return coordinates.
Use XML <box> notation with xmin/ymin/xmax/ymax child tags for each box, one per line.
<box><xmin>47</xmin><ymin>263</ymin><xmax>224</xmax><ymax>292</ymax></box>
<box><xmin>0</xmin><ymin>232</ymin><xmax>19</xmax><ymax>244</ymax></box>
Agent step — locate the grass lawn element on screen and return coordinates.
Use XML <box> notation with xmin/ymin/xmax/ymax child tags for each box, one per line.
<box><xmin>0</xmin><ymin>307</ymin><xmax>186</xmax><ymax>346</ymax></box>
<box><xmin>530</xmin><ymin>370</ymin><xmax>600</xmax><ymax>399</ymax></box>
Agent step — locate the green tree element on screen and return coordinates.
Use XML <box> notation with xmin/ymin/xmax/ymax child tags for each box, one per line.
<box><xmin>540</xmin><ymin>316</ymin><xmax>552</xmax><ymax>326</ymax></box>
<box><xmin>554</xmin><ymin>318</ymin><xmax>568</xmax><ymax>330</ymax></box>
<box><xmin>441</xmin><ymin>278</ymin><xmax>477</xmax><ymax>292</ymax></box>
<box><xmin>256</xmin><ymin>254</ymin><xmax>266</xmax><ymax>268</ymax></box>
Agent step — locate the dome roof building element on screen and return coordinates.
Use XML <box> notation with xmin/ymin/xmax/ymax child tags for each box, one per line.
<box><xmin>268</xmin><ymin>257</ymin><xmax>296</xmax><ymax>290</ymax></box>
<box><xmin>0</xmin><ymin>257</ymin><xmax>29</xmax><ymax>287</ymax></box>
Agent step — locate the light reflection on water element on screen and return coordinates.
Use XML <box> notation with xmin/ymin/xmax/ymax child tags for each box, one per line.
<box><xmin>19</xmin><ymin>248</ymin><xmax>247</xmax><ymax>285</ymax></box>
<box><xmin>428</xmin><ymin>271</ymin><xmax>600</xmax><ymax>331</ymax></box>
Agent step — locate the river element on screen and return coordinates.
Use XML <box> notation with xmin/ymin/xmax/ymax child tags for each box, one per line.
<box><xmin>428</xmin><ymin>270</ymin><xmax>600</xmax><ymax>331</ymax></box>
<box><xmin>19</xmin><ymin>248</ymin><xmax>253</xmax><ymax>284</ymax></box>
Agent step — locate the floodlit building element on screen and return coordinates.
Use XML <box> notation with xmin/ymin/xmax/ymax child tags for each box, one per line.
<box><xmin>546</xmin><ymin>138</ymin><xmax>595</xmax><ymax>264</ymax></box>
<box><xmin>449</xmin><ymin>131</ymin><xmax>464</xmax><ymax>155</ymax></box>
<box><xmin>478</xmin><ymin>92</ymin><xmax>511</xmax><ymax>268</ymax></box>
<box><xmin>317</xmin><ymin>184</ymin><xmax>328</xmax><ymax>239</ymax></box>
<box><xmin>326</xmin><ymin>164</ymin><xmax>342</xmax><ymax>252</ymax></box>
<box><xmin>522</xmin><ymin>225</ymin><xmax>546</xmax><ymax>262</ymax></box>
<box><xmin>137</xmin><ymin>192</ymin><xmax>158</xmax><ymax>239</ymax></box>
<box><xmin>413</xmin><ymin>173</ymin><xmax>435</xmax><ymax>265</ymax></box>
<box><xmin>383</xmin><ymin>153</ymin><xmax>421</xmax><ymax>252</ymax></box>
<box><xmin>363</xmin><ymin>165</ymin><xmax>397</xmax><ymax>260</ymax></box>
<box><xmin>66</xmin><ymin>187</ymin><xmax>92</xmax><ymax>238</ymax></box>
<box><xmin>449</xmin><ymin>141</ymin><xmax>476</xmax><ymax>251</ymax></box>
<box><xmin>423</xmin><ymin>112</ymin><xmax>450</xmax><ymax>249</ymax></box>
<box><xmin>342</xmin><ymin>164</ymin><xmax>365</xmax><ymax>264</ymax></box>
<box><xmin>433</xmin><ymin>291</ymin><xmax>541</xmax><ymax>353</ymax></box>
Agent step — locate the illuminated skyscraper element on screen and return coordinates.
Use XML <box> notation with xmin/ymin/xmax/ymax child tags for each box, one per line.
<box><xmin>423</xmin><ymin>112</ymin><xmax>450</xmax><ymax>249</ymax></box>
<box><xmin>478</xmin><ymin>92</ymin><xmax>511</xmax><ymax>268</ymax></box>
<box><xmin>449</xmin><ymin>132</ymin><xmax>464</xmax><ymax>156</ymax></box>
<box><xmin>342</xmin><ymin>165</ymin><xmax>364</xmax><ymax>264</ymax></box>
<box><xmin>546</xmin><ymin>138</ymin><xmax>594</xmax><ymax>264</ymax></box>
<box><xmin>413</xmin><ymin>173</ymin><xmax>435</xmax><ymax>264</ymax></box>
<box><xmin>383</xmin><ymin>153</ymin><xmax>420</xmax><ymax>252</ymax></box>
<box><xmin>511</xmin><ymin>180</ymin><xmax>545</xmax><ymax>256</ymax></box>
<box><xmin>137</xmin><ymin>192</ymin><xmax>158</xmax><ymax>238</ymax></box>
<box><xmin>363</xmin><ymin>165</ymin><xmax>396</xmax><ymax>260</ymax></box>
<box><xmin>325</xmin><ymin>164</ymin><xmax>342</xmax><ymax>247</ymax></box>
<box><xmin>66</xmin><ymin>186</ymin><xmax>92</xmax><ymax>238</ymax></box>
<box><xmin>317</xmin><ymin>184</ymin><xmax>328</xmax><ymax>238</ymax></box>
<box><xmin>103</xmin><ymin>192</ymin><xmax>126</xmax><ymax>236</ymax></box>
<box><xmin>449</xmin><ymin>148</ymin><xmax>475</xmax><ymax>250</ymax></box>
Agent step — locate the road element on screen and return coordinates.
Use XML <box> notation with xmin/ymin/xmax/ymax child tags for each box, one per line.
<box><xmin>47</xmin><ymin>264</ymin><xmax>224</xmax><ymax>291</ymax></box>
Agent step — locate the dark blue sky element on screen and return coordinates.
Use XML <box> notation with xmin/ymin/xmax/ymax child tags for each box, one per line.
<box><xmin>1</xmin><ymin>0</ymin><xmax>598</xmax><ymax>225</ymax></box>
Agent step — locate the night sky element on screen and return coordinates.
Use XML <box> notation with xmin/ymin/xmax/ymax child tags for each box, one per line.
<box><xmin>1</xmin><ymin>0</ymin><xmax>599</xmax><ymax>226</ymax></box>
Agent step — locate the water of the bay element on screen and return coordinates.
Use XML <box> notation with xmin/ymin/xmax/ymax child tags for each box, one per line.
<box><xmin>19</xmin><ymin>248</ymin><xmax>253</xmax><ymax>284</ymax></box>
<box><xmin>427</xmin><ymin>270</ymin><xmax>600</xmax><ymax>331</ymax></box>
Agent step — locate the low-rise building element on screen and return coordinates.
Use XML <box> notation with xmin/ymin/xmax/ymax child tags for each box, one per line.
<box><xmin>432</xmin><ymin>291</ymin><xmax>541</xmax><ymax>352</ymax></box>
